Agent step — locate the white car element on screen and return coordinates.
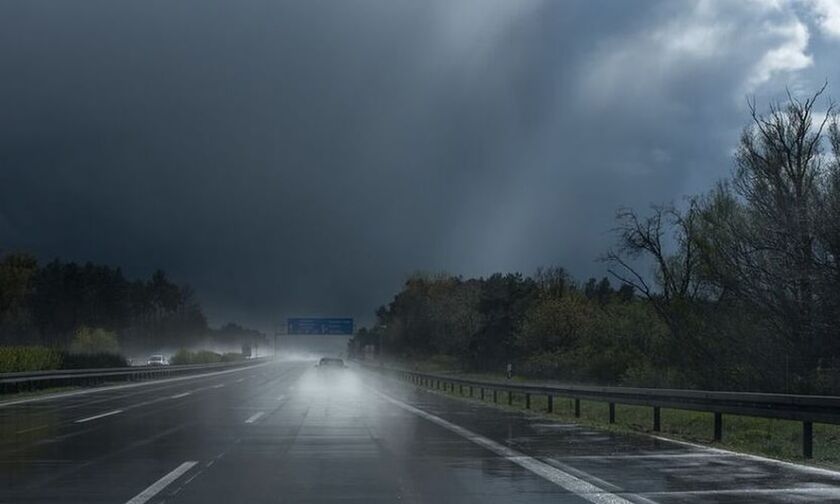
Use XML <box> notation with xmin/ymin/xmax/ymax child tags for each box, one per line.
<box><xmin>147</xmin><ymin>354</ymin><xmax>168</xmax><ymax>366</ymax></box>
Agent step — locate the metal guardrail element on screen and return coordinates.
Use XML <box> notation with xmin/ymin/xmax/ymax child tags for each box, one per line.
<box><xmin>366</xmin><ymin>364</ymin><xmax>840</xmax><ymax>459</ymax></box>
<box><xmin>0</xmin><ymin>358</ymin><xmax>266</xmax><ymax>395</ymax></box>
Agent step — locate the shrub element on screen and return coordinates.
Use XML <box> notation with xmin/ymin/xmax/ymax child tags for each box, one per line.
<box><xmin>193</xmin><ymin>350</ymin><xmax>222</xmax><ymax>364</ymax></box>
<box><xmin>69</xmin><ymin>326</ymin><xmax>120</xmax><ymax>354</ymax></box>
<box><xmin>0</xmin><ymin>346</ymin><xmax>63</xmax><ymax>373</ymax></box>
<box><xmin>170</xmin><ymin>348</ymin><xmax>223</xmax><ymax>365</ymax></box>
<box><xmin>221</xmin><ymin>352</ymin><xmax>245</xmax><ymax>362</ymax></box>
<box><xmin>170</xmin><ymin>348</ymin><xmax>193</xmax><ymax>365</ymax></box>
<box><xmin>60</xmin><ymin>351</ymin><xmax>128</xmax><ymax>369</ymax></box>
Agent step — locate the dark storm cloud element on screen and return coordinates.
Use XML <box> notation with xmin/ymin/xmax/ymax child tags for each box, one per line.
<box><xmin>2</xmin><ymin>0</ymin><xmax>840</xmax><ymax>329</ymax></box>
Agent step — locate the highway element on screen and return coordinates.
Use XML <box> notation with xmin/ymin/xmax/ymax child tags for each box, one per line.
<box><xmin>2</xmin><ymin>361</ymin><xmax>840</xmax><ymax>503</ymax></box>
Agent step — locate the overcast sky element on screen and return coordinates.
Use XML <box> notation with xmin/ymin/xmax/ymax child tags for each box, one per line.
<box><xmin>2</xmin><ymin>0</ymin><xmax>840</xmax><ymax>330</ymax></box>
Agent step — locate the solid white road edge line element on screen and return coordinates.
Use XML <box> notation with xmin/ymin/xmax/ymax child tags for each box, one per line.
<box><xmin>649</xmin><ymin>434</ymin><xmax>840</xmax><ymax>479</ymax></box>
<box><xmin>74</xmin><ymin>409</ymin><xmax>124</xmax><ymax>423</ymax></box>
<box><xmin>391</xmin><ymin>367</ymin><xmax>840</xmax><ymax>481</ymax></box>
<box><xmin>0</xmin><ymin>362</ymin><xmax>271</xmax><ymax>408</ymax></box>
<box><xmin>245</xmin><ymin>411</ymin><xmax>265</xmax><ymax>424</ymax></box>
<box><xmin>125</xmin><ymin>461</ymin><xmax>198</xmax><ymax>504</ymax></box>
<box><xmin>639</xmin><ymin>486</ymin><xmax>840</xmax><ymax>497</ymax></box>
<box><xmin>371</xmin><ymin>389</ymin><xmax>635</xmax><ymax>504</ymax></box>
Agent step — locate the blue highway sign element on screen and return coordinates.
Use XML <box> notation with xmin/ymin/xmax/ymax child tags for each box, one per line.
<box><xmin>287</xmin><ymin>318</ymin><xmax>354</xmax><ymax>335</ymax></box>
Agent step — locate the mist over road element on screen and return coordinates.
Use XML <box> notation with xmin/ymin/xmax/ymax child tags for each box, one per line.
<box><xmin>1</xmin><ymin>361</ymin><xmax>839</xmax><ymax>503</ymax></box>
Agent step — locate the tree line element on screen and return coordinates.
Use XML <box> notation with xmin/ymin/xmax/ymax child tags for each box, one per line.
<box><xmin>352</xmin><ymin>88</ymin><xmax>840</xmax><ymax>394</ymax></box>
<box><xmin>0</xmin><ymin>255</ymin><xmax>266</xmax><ymax>355</ymax></box>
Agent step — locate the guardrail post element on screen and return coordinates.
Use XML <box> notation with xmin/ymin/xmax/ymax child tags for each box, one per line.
<box><xmin>493</xmin><ymin>389</ymin><xmax>498</xmax><ymax>403</ymax></box>
<box><xmin>525</xmin><ymin>393</ymin><xmax>531</xmax><ymax>409</ymax></box>
<box><xmin>508</xmin><ymin>391</ymin><xmax>513</xmax><ymax>405</ymax></box>
<box><xmin>653</xmin><ymin>407</ymin><xmax>661</xmax><ymax>432</ymax></box>
<box><xmin>609</xmin><ymin>403</ymin><xmax>615</xmax><ymax>423</ymax></box>
<box><xmin>459</xmin><ymin>384</ymin><xmax>463</xmax><ymax>395</ymax></box>
<box><xmin>574</xmin><ymin>398</ymin><xmax>580</xmax><ymax>417</ymax></box>
<box><xmin>714</xmin><ymin>413</ymin><xmax>722</xmax><ymax>441</ymax></box>
<box><xmin>803</xmin><ymin>421</ymin><xmax>813</xmax><ymax>459</ymax></box>
<box><xmin>547</xmin><ymin>395</ymin><xmax>553</xmax><ymax>413</ymax></box>
<box><xmin>480</xmin><ymin>388</ymin><xmax>485</xmax><ymax>401</ymax></box>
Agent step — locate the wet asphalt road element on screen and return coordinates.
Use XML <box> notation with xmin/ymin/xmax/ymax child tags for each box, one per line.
<box><xmin>2</xmin><ymin>361</ymin><xmax>840</xmax><ymax>503</ymax></box>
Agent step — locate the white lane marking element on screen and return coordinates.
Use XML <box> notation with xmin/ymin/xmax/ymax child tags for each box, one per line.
<box><xmin>212</xmin><ymin>384</ymin><xmax>225</xmax><ymax>389</ymax></box>
<box><xmin>125</xmin><ymin>461</ymin><xmax>198</xmax><ymax>504</ymax></box>
<box><xmin>373</xmin><ymin>390</ymin><xmax>634</xmax><ymax>504</ymax></box>
<box><xmin>170</xmin><ymin>392</ymin><xmax>191</xmax><ymax>399</ymax></box>
<box><xmin>236</xmin><ymin>378</ymin><xmax>245</xmax><ymax>383</ymax></box>
<box><xmin>75</xmin><ymin>409</ymin><xmax>123</xmax><ymax>423</ymax></box>
<box><xmin>15</xmin><ymin>424</ymin><xmax>49</xmax><ymax>435</ymax></box>
<box><xmin>544</xmin><ymin>458</ymin><xmax>625</xmax><ymax>493</ymax></box>
<box><xmin>244</xmin><ymin>411</ymin><xmax>265</xmax><ymax>424</ymax></box>
<box><xmin>277</xmin><ymin>394</ymin><xmax>286</xmax><ymax>401</ymax></box>
<box><xmin>556</xmin><ymin>453</ymin><xmax>722</xmax><ymax>461</ymax></box>
<box><xmin>649</xmin><ymin>435</ymin><xmax>840</xmax><ymax>479</ymax></box>
<box><xmin>640</xmin><ymin>486</ymin><xmax>840</xmax><ymax>498</ymax></box>
<box><xmin>0</xmin><ymin>362</ymin><xmax>271</xmax><ymax>408</ymax></box>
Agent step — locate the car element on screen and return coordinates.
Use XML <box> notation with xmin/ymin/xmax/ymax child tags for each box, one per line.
<box><xmin>317</xmin><ymin>357</ymin><xmax>345</xmax><ymax>369</ymax></box>
<box><xmin>147</xmin><ymin>354</ymin><xmax>168</xmax><ymax>366</ymax></box>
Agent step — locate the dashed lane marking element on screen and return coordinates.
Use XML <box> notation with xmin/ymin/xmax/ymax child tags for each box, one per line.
<box><xmin>74</xmin><ymin>409</ymin><xmax>123</xmax><ymax>423</ymax></box>
<box><xmin>125</xmin><ymin>461</ymin><xmax>198</xmax><ymax>504</ymax></box>
<box><xmin>244</xmin><ymin>411</ymin><xmax>265</xmax><ymax>424</ymax></box>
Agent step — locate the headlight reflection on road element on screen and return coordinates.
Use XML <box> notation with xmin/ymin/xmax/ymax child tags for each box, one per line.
<box><xmin>296</xmin><ymin>367</ymin><xmax>362</xmax><ymax>397</ymax></box>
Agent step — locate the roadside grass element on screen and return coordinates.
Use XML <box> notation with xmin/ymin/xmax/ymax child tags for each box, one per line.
<box><xmin>402</xmin><ymin>368</ymin><xmax>840</xmax><ymax>470</ymax></box>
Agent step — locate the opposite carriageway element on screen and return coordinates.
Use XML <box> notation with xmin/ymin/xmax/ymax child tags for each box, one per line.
<box><xmin>0</xmin><ymin>359</ymin><xmax>267</xmax><ymax>395</ymax></box>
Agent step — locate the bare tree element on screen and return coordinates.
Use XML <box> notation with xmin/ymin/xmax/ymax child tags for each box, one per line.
<box><xmin>603</xmin><ymin>204</ymin><xmax>713</xmax><ymax>370</ymax></box>
<box><xmin>604</xmin><ymin>204</ymin><xmax>703</xmax><ymax>321</ymax></box>
<box><xmin>736</xmin><ymin>88</ymin><xmax>832</xmax><ymax>365</ymax></box>
<box><xmin>691</xmin><ymin>87</ymin><xmax>838</xmax><ymax>372</ymax></box>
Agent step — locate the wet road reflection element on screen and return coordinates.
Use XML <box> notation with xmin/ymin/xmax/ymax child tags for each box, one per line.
<box><xmin>1</xmin><ymin>361</ymin><xmax>839</xmax><ymax>503</ymax></box>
